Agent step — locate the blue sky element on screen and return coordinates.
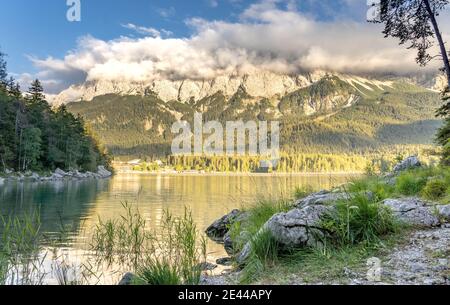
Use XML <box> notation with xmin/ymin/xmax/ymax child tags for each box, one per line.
<box><xmin>0</xmin><ymin>0</ymin><xmax>366</xmax><ymax>74</ymax></box>
<box><xmin>1</xmin><ymin>0</ymin><xmax>447</xmax><ymax>94</ymax></box>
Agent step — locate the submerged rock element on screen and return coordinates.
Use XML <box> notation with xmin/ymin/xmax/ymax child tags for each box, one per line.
<box><xmin>393</xmin><ymin>156</ymin><xmax>422</xmax><ymax>173</ymax></box>
<box><xmin>206</xmin><ymin>209</ymin><xmax>241</xmax><ymax>241</ymax></box>
<box><xmin>383</xmin><ymin>198</ymin><xmax>440</xmax><ymax>227</ymax></box>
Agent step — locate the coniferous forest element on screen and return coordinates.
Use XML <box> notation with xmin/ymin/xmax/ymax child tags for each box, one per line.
<box><xmin>0</xmin><ymin>50</ymin><xmax>111</xmax><ymax>173</ymax></box>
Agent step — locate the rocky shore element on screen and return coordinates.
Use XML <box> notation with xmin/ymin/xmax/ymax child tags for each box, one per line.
<box><xmin>0</xmin><ymin>166</ymin><xmax>112</xmax><ymax>184</ymax></box>
<box><xmin>202</xmin><ymin>157</ymin><xmax>450</xmax><ymax>285</ymax></box>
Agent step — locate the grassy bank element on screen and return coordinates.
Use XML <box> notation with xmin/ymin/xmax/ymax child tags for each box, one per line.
<box><xmin>1</xmin><ymin>166</ymin><xmax>448</xmax><ymax>285</ymax></box>
<box><xmin>227</xmin><ymin>166</ymin><xmax>450</xmax><ymax>284</ymax></box>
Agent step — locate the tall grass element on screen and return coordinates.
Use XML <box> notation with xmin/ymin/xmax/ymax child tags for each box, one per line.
<box><xmin>229</xmin><ymin>199</ymin><xmax>292</xmax><ymax>255</ymax></box>
<box><xmin>227</xmin><ymin>199</ymin><xmax>291</xmax><ymax>283</ymax></box>
<box><xmin>90</xmin><ymin>204</ymin><xmax>206</xmax><ymax>285</ymax></box>
<box><xmin>321</xmin><ymin>193</ymin><xmax>398</xmax><ymax>246</ymax></box>
<box><xmin>0</xmin><ymin>211</ymin><xmax>47</xmax><ymax>285</ymax></box>
<box><xmin>91</xmin><ymin>202</ymin><xmax>152</xmax><ymax>271</ymax></box>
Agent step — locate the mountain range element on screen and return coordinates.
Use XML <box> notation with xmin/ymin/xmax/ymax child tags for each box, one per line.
<box><xmin>60</xmin><ymin>71</ymin><xmax>445</xmax><ymax>158</ymax></box>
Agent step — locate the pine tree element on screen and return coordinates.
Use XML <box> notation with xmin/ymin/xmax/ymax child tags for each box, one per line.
<box><xmin>27</xmin><ymin>79</ymin><xmax>45</xmax><ymax>102</ymax></box>
<box><xmin>0</xmin><ymin>48</ymin><xmax>8</xmax><ymax>92</ymax></box>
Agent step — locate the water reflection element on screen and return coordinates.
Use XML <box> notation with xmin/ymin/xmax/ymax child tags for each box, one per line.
<box><xmin>0</xmin><ymin>173</ymin><xmax>356</xmax><ymax>256</ymax></box>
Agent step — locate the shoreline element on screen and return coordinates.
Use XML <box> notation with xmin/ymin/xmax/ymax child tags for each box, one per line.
<box><xmin>0</xmin><ymin>166</ymin><xmax>112</xmax><ymax>184</ymax></box>
<box><xmin>114</xmin><ymin>170</ymin><xmax>365</xmax><ymax>177</ymax></box>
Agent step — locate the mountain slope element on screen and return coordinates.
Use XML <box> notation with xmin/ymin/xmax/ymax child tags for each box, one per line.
<box><xmin>66</xmin><ymin>74</ymin><xmax>444</xmax><ymax>158</ymax></box>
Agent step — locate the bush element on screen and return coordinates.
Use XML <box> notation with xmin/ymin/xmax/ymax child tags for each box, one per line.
<box><xmin>136</xmin><ymin>260</ymin><xmax>181</xmax><ymax>285</ymax></box>
<box><xmin>321</xmin><ymin>194</ymin><xmax>398</xmax><ymax>246</ymax></box>
<box><xmin>347</xmin><ymin>177</ymin><xmax>394</xmax><ymax>201</ymax></box>
<box><xmin>395</xmin><ymin>172</ymin><xmax>427</xmax><ymax>196</ymax></box>
<box><xmin>422</xmin><ymin>179</ymin><xmax>447</xmax><ymax>200</ymax></box>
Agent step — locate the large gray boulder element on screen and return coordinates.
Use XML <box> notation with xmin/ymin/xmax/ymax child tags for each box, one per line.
<box><xmin>383</xmin><ymin>198</ymin><xmax>440</xmax><ymax>227</ymax></box>
<box><xmin>393</xmin><ymin>156</ymin><xmax>421</xmax><ymax>173</ymax></box>
<box><xmin>295</xmin><ymin>190</ymin><xmax>349</xmax><ymax>208</ymax></box>
<box><xmin>206</xmin><ymin>209</ymin><xmax>241</xmax><ymax>241</ymax></box>
<box><xmin>236</xmin><ymin>205</ymin><xmax>332</xmax><ymax>264</ymax></box>
<box><xmin>264</xmin><ymin>205</ymin><xmax>332</xmax><ymax>247</ymax></box>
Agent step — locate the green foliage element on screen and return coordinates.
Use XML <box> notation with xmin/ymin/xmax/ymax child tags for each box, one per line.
<box><xmin>321</xmin><ymin>194</ymin><xmax>398</xmax><ymax>246</ymax></box>
<box><xmin>227</xmin><ymin>199</ymin><xmax>292</xmax><ymax>283</ymax></box>
<box><xmin>395</xmin><ymin>172</ymin><xmax>428</xmax><ymax>196</ymax></box>
<box><xmin>347</xmin><ymin>177</ymin><xmax>394</xmax><ymax>201</ymax></box>
<box><xmin>229</xmin><ymin>199</ymin><xmax>292</xmax><ymax>254</ymax></box>
<box><xmin>240</xmin><ymin>229</ymin><xmax>280</xmax><ymax>284</ymax></box>
<box><xmin>66</xmin><ymin>77</ymin><xmax>443</xmax><ymax>164</ymax></box>
<box><xmin>135</xmin><ymin>260</ymin><xmax>181</xmax><ymax>285</ymax></box>
<box><xmin>0</xmin><ymin>211</ymin><xmax>45</xmax><ymax>285</ymax></box>
<box><xmin>422</xmin><ymin>179</ymin><xmax>448</xmax><ymax>200</ymax></box>
<box><xmin>436</xmin><ymin>117</ymin><xmax>450</xmax><ymax>166</ymax></box>
<box><xmin>0</xmin><ymin>54</ymin><xmax>110</xmax><ymax>173</ymax></box>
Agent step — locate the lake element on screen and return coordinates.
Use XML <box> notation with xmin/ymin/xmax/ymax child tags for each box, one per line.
<box><xmin>0</xmin><ymin>173</ymin><xmax>357</xmax><ymax>284</ymax></box>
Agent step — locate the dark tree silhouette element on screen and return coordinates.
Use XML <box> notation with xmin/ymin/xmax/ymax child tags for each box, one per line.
<box><xmin>0</xmin><ymin>48</ymin><xmax>8</xmax><ymax>91</ymax></box>
<box><xmin>373</xmin><ymin>0</ymin><xmax>450</xmax><ymax>88</ymax></box>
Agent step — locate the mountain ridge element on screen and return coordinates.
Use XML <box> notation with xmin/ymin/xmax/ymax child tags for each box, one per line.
<box><xmin>66</xmin><ymin>74</ymin><xmax>444</xmax><ymax>158</ymax></box>
<box><xmin>51</xmin><ymin>69</ymin><xmax>445</xmax><ymax>106</ymax></box>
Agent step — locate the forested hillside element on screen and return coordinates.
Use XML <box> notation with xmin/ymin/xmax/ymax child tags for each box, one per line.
<box><xmin>67</xmin><ymin>76</ymin><xmax>443</xmax><ymax>160</ymax></box>
<box><xmin>0</xmin><ymin>52</ymin><xmax>110</xmax><ymax>173</ymax></box>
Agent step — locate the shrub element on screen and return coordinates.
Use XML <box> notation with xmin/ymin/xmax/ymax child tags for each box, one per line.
<box><xmin>136</xmin><ymin>260</ymin><xmax>181</xmax><ymax>285</ymax></box>
<box><xmin>321</xmin><ymin>194</ymin><xmax>397</xmax><ymax>246</ymax></box>
<box><xmin>395</xmin><ymin>172</ymin><xmax>427</xmax><ymax>196</ymax></box>
<box><xmin>347</xmin><ymin>177</ymin><xmax>394</xmax><ymax>201</ymax></box>
<box><xmin>422</xmin><ymin>179</ymin><xmax>447</xmax><ymax>200</ymax></box>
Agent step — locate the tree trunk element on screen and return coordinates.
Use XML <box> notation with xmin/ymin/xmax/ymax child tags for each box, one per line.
<box><xmin>424</xmin><ymin>0</ymin><xmax>450</xmax><ymax>88</ymax></box>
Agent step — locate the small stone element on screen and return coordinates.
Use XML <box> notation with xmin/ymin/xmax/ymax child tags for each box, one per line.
<box><xmin>216</xmin><ymin>257</ymin><xmax>233</xmax><ymax>266</ymax></box>
<box><xmin>197</xmin><ymin>262</ymin><xmax>218</xmax><ymax>271</ymax></box>
<box><xmin>118</xmin><ymin>272</ymin><xmax>136</xmax><ymax>285</ymax></box>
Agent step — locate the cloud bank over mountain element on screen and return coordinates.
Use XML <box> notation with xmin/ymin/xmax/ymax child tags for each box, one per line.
<box><xmin>27</xmin><ymin>0</ymin><xmax>450</xmax><ymax>94</ymax></box>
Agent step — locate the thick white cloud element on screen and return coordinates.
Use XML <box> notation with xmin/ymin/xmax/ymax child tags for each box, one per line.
<box><xmin>30</xmin><ymin>0</ymin><xmax>450</xmax><ymax>94</ymax></box>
